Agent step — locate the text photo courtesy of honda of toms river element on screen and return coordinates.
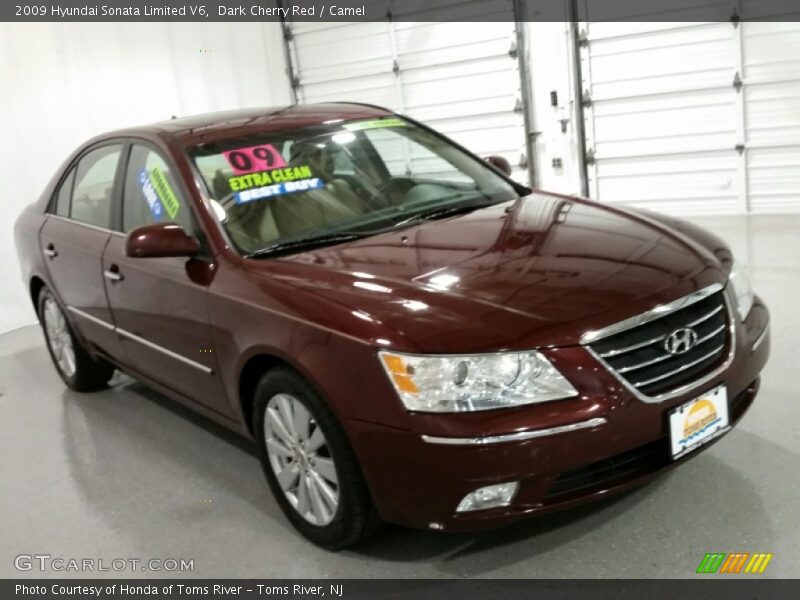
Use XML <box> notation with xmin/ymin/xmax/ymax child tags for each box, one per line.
<box><xmin>14</xmin><ymin>103</ymin><xmax>770</xmax><ymax>549</ymax></box>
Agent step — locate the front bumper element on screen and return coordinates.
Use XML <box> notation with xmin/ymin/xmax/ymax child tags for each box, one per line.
<box><xmin>346</xmin><ymin>297</ymin><xmax>770</xmax><ymax>531</ymax></box>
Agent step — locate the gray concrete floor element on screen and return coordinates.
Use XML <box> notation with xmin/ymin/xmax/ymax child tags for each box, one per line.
<box><xmin>1</xmin><ymin>214</ymin><xmax>798</xmax><ymax>579</ymax></box>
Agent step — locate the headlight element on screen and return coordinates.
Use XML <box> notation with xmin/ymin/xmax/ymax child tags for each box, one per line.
<box><xmin>728</xmin><ymin>261</ymin><xmax>754</xmax><ymax>321</ymax></box>
<box><xmin>379</xmin><ymin>351</ymin><xmax>578</xmax><ymax>413</ymax></box>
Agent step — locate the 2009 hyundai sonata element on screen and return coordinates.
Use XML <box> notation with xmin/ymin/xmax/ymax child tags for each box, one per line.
<box><xmin>14</xmin><ymin>104</ymin><xmax>770</xmax><ymax>548</ymax></box>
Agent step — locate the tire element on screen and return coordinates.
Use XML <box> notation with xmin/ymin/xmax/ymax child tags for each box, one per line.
<box><xmin>38</xmin><ymin>287</ymin><xmax>115</xmax><ymax>392</ymax></box>
<box><xmin>253</xmin><ymin>367</ymin><xmax>380</xmax><ymax>549</ymax></box>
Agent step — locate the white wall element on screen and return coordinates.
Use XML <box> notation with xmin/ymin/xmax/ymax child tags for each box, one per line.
<box><xmin>0</xmin><ymin>22</ymin><xmax>292</xmax><ymax>334</ymax></box>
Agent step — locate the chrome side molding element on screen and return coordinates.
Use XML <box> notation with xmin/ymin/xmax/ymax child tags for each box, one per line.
<box><xmin>66</xmin><ymin>306</ymin><xmax>213</xmax><ymax>375</ymax></box>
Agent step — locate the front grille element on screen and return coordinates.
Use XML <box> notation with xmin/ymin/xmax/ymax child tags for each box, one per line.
<box><xmin>588</xmin><ymin>290</ymin><xmax>730</xmax><ymax>397</ymax></box>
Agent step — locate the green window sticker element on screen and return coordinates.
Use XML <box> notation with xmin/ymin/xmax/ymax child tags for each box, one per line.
<box><xmin>149</xmin><ymin>167</ymin><xmax>180</xmax><ymax>220</ymax></box>
<box><xmin>228</xmin><ymin>165</ymin><xmax>314</xmax><ymax>192</ymax></box>
<box><xmin>343</xmin><ymin>118</ymin><xmax>406</xmax><ymax>132</ymax></box>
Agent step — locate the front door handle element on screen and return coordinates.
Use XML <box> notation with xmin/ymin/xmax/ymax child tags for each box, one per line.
<box><xmin>44</xmin><ymin>244</ymin><xmax>58</xmax><ymax>259</ymax></box>
<box><xmin>104</xmin><ymin>265</ymin><xmax>124</xmax><ymax>283</ymax></box>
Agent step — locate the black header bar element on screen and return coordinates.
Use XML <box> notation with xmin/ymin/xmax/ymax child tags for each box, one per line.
<box><xmin>3</xmin><ymin>0</ymin><xmax>800</xmax><ymax>22</ymax></box>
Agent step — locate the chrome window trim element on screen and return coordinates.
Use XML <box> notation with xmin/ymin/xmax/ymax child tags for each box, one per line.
<box><xmin>48</xmin><ymin>214</ymin><xmax>125</xmax><ymax>237</ymax></box>
<box><xmin>67</xmin><ymin>306</ymin><xmax>212</xmax><ymax>375</ymax></box>
<box><xmin>580</xmin><ymin>283</ymin><xmax>724</xmax><ymax>344</ymax></box>
<box><xmin>582</xmin><ymin>284</ymin><xmax>736</xmax><ymax>404</ymax></box>
<box><xmin>420</xmin><ymin>417</ymin><xmax>607</xmax><ymax>445</ymax></box>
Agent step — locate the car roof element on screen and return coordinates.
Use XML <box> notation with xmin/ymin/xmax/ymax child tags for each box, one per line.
<box><xmin>99</xmin><ymin>103</ymin><xmax>395</xmax><ymax>146</ymax></box>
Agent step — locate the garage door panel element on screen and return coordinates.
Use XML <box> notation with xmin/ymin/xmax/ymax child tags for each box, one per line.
<box><xmin>743</xmin><ymin>22</ymin><xmax>800</xmax><ymax>83</ymax></box>
<box><xmin>745</xmin><ymin>82</ymin><xmax>800</xmax><ymax>145</ymax></box>
<box><xmin>293</xmin><ymin>39</ymin><xmax>392</xmax><ymax>82</ymax></box>
<box><xmin>403</xmin><ymin>69</ymin><xmax>519</xmax><ymax>109</ymax></box>
<box><xmin>296</xmin><ymin>59</ymin><xmax>393</xmax><ymax>86</ymax></box>
<box><xmin>408</xmin><ymin>96</ymin><xmax>519</xmax><ymax>123</ymax></box>
<box><xmin>604</xmin><ymin>196</ymin><xmax>741</xmax><ymax>216</ymax></box>
<box><xmin>591</xmin><ymin>87</ymin><xmax>732</xmax><ymax>117</ymax></box>
<box><xmin>395</xmin><ymin>26</ymin><xmax>513</xmax><ymax>67</ymax></box>
<box><xmin>590</xmin><ymin>70</ymin><xmax>733</xmax><ymax>103</ymax></box>
<box><xmin>596</xmin><ymin>153</ymin><xmax>737</xmax><ymax>202</ymax></box>
<box><xmin>588</xmin><ymin>37</ymin><xmax>734</xmax><ymax>101</ymax></box>
<box><xmin>401</xmin><ymin>55</ymin><xmax>511</xmax><ymax>87</ymax></box>
<box><xmin>400</xmin><ymin>37</ymin><xmax>514</xmax><ymax>71</ymax></box>
<box><xmin>586</xmin><ymin>22</ymin><xmax>731</xmax><ymax>56</ymax></box>
<box><xmin>594</xmin><ymin>133</ymin><xmax>735</xmax><ymax>162</ymax></box>
<box><xmin>585</xmin><ymin>23</ymin><xmax>734</xmax><ymax>102</ymax></box>
<box><xmin>595</xmin><ymin>151</ymin><xmax>737</xmax><ymax>178</ymax></box>
<box><xmin>428</xmin><ymin>113</ymin><xmax>522</xmax><ymax>136</ymax></box>
<box><xmin>436</xmin><ymin>124</ymin><xmax>521</xmax><ymax>153</ymax></box>
<box><xmin>593</xmin><ymin>102</ymin><xmax>736</xmax><ymax>148</ymax></box>
<box><xmin>302</xmin><ymin>90</ymin><xmax>398</xmax><ymax>109</ymax></box>
<box><xmin>749</xmin><ymin>147</ymin><xmax>800</xmax><ymax>212</ymax></box>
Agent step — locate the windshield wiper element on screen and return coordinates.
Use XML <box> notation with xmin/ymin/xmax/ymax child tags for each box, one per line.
<box><xmin>245</xmin><ymin>232</ymin><xmax>367</xmax><ymax>259</ymax></box>
<box><xmin>391</xmin><ymin>198</ymin><xmax>499</xmax><ymax>229</ymax></box>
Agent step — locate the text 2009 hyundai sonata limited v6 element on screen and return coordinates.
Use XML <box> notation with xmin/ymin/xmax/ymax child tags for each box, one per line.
<box><xmin>14</xmin><ymin>104</ymin><xmax>770</xmax><ymax>548</ymax></box>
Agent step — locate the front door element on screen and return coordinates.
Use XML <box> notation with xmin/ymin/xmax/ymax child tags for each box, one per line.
<box><xmin>102</xmin><ymin>142</ymin><xmax>232</xmax><ymax>418</ymax></box>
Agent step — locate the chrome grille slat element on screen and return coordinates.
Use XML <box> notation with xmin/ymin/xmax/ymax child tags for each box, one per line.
<box><xmin>632</xmin><ymin>345</ymin><xmax>725</xmax><ymax>388</ymax></box>
<box><xmin>616</xmin><ymin>323</ymin><xmax>727</xmax><ymax>374</ymax></box>
<box><xmin>686</xmin><ymin>304</ymin><xmax>724</xmax><ymax>328</ymax></box>
<box><xmin>585</xmin><ymin>287</ymin><xmax>730</xmax><ymax>399</ymax></box>
<box><xmin>599</xmin><ymin>333</ymin><xmax>665</xmax><ymax>358</ymax></box>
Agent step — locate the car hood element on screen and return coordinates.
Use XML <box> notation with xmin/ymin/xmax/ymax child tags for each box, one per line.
<box><xmin>258</xmin><ymin>192</ymin><xmax>728</xmax><ymax>353</ymax></box>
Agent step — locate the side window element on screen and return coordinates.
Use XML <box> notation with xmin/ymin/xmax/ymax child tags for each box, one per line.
<box><xmin>54</xmin><ymin>169</ymin><xmax>75</xmax><ymax>217</ymax></box>
<box><xmin>123</xmin><ymin>145</ymin><xmax>194</xmax><ymax>233</ymax></box>
<box><xmin>71</xmin><ymin>145</ymin><xmax>123</xmax><ymax>228</ymax></box>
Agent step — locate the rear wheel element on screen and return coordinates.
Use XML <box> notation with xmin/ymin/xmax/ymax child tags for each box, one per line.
<box><xmin>253</xmin><ymin>367</ymin><xmax>380</xmax><ymax>549</ymax></box>
<box><xmin>38</xmin><ymin>288</ymin><xmax>114</xmax><ymax>391</ymax></box>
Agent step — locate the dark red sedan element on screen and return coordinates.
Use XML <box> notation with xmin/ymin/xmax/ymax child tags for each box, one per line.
<box><xmin>14</xmin><ymin>104</ymin><xmax>770</xmax><ymax>548</ymax></box>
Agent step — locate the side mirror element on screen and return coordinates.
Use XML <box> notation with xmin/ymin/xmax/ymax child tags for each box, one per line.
<box><xmin>125</xmin><ymin>223</ymin><xmax>201</xmax><ymax>259</ymax></box>
<box><xmin>485</xmin><ymin>155</ymin><xmax>513</xmax><ymax>177</ymax></box>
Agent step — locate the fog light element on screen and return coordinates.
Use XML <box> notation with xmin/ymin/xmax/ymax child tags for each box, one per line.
<box><xmin>455</xmin><ymin>482</ymin><xmax>519</xmax><ymax>513</ymax></box>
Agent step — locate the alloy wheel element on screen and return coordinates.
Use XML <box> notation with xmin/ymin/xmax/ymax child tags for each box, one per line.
<box><xmin>43</xmin><ymin>297</ymin><xmax>76</xmax><ymax>378</ymax></box>
<box><xmin>263</xmin><ymin>393</ymin><xmax>340</xmax><ymax>526</ymax></box>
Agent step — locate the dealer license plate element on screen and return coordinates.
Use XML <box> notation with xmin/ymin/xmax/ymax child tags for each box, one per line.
<box><xmin>668</xmin><ymin>385</ymin><xmax>730</xmax><ymax>460</ymax></box>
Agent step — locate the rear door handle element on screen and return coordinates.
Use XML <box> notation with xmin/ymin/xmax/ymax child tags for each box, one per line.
<box><xmin>104</xmin><ymin>265</ymin><xmax>124</xmax><ymax>283</ymax></box>
<box><xmin>44</xmin><ymin>244</ymin><xmax>58</xmax><ymax>259</ymax></box>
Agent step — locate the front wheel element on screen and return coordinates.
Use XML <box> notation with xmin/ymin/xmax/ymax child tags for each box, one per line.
<box><xmin>253</xmin><ymin>367</ymin><xmax>380</xmax><ymax>549</ymax></box>
<box><xmin>38</xmin><ymin>288</ymin><xmax>114</xmax><ymax>391</ymax></box>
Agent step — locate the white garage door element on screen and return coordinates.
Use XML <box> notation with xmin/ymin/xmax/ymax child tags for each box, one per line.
<box><xmin>283</xmin><ymin>0</ymin><xmax>531</xmax><ymax>182</ymax></box>
<box><xmin>578</xmin><ymin>9</ymin><xmax>800</xmax><ymax>214</ymax></box>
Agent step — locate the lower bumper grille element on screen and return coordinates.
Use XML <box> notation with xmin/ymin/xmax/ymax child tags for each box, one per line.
<box><xmin>545</xmin><ymin>384</ymin><xmax>754</xmax><ymax>502</ymax></box>
<box><xmin>545</xmin><ymin>438</ymin><xmax>670</xmax><ymax>501</ymax></box>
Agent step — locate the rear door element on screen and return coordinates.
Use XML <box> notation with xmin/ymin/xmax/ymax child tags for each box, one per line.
<box><xmin>101</xmin><ymin>141</ymin><xmax>232</xmax><ymax>418</ymax></box>
<box><xmin>40</xmin><ymin>143</ymin><xmax>125</xmax><ymax>359</ymax></box>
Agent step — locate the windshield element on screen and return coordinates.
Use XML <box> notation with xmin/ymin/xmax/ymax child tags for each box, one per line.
<box><xmin>189</xmin><ymin>116</ymin><xmax>519</xmax><ymax>256</ymax></box>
